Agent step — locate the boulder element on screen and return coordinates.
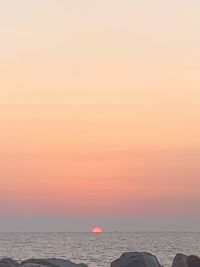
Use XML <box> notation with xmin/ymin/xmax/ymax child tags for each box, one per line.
<box><xmin>20</xmin><ymin>259</ymin><xmax>87</xmax><ymax>267</ymax></box>
<box><xmin>172</xmin><ymin>254</ymin><xmax>188</xmax><ymax>267</ymax></box>
<box><xmin>172</xmin><ymin>254</ymin><xmax>200</xmax><ymax>267</ymax></box>
<box><xmin>0</xmin><ymin>258</ymin><xmax>19</xmax><ymax>267</ymax></box>
<box><xmin>111</xmin><ymin>252</ymin><xmax>162</xmax><ymax>267</ymax></box>
<box><xmin>187</xmin><ymin>256</ymin><xmax>200</xmax><ymax>267</ymax></box>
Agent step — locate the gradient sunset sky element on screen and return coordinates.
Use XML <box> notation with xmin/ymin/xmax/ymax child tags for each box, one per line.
<box><xmin>0</xmin><ymin>0</ymin><xmax>200</xmax><ymax>232</ymax></box>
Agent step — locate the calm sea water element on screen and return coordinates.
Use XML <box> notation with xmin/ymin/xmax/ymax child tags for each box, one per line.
<box><xmin>0</xmin><ymin>232</ymin><xmax>200</xmax><ymax>267</ymax></box>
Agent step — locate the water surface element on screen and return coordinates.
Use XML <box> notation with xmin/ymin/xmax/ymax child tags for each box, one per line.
<box><xmin>0</xmin><ymin>232</ymin><xmax>200</xmax><ymax>267</ymax></box>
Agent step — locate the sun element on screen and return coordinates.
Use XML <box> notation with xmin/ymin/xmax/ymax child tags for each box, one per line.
<box><xmin>91</xmin><ymin>226</ymin><xmax>104</xmax><ymax>234</ymax></box>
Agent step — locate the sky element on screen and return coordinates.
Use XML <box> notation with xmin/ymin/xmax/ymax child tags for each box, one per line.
<box><xmin>0</xmin><ymin>0</ymin><xmax>200</xmax><ymax>232</ymax></box>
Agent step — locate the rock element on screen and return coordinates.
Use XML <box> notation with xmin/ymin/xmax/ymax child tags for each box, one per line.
<box><xmin>187</xmin><ymin>256</ymin><xmax>200</xmax><ymax>267</ymax></box>
<box><xmin>0</xmin><ymin>258</ymin><xmax>19</xmax><ymax>267</ymax></box>
<box><xmin>172</xmin><ymin>254</ymin><xmax>200</xmax><ymax>267</ymax></box>
<box><xmin>172</xmin><ymin>254</ymin><xmax>188</xmax><ymax>267</ymax></box>
<box><xmin>20</xmin><ymin>259</ymin><xmax>87</xmax><ymax>267</ymax></box>
<box><xmin>111</xmin><ymin>252</ymin><xmax>162</xmax><ymax>267</ymax></box>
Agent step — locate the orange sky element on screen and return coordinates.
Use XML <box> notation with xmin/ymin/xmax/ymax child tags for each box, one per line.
<box><xmin>0</xmin><ymin>0</ymin><xmax>200</xmax><ymax>230</ymax></box>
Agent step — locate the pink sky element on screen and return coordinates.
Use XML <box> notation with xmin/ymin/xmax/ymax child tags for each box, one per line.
<box><xmin>0</xmin><ymin>0</ymin><xmax>200</xmax><ymax>231</ymax></box>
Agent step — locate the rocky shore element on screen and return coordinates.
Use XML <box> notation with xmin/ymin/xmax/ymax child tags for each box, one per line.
<box><xmin>1</xmin><ymin>252</ymin><xmax>200</xmax><ymax>267</ymax></box>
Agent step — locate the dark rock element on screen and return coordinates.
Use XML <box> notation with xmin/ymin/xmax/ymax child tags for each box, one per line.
<box><xmin>111</xmin><ymin>252</ymin><xmax>162</xmax><ymax>267</ymax></box>
<box><xmin>0</xmin><ymin>258</ymin><xmax>19</xmax><ymax>267</ymax></box>
<box><xmin>20</xmin><ymin>259</ymin><xmax>87</xmax><ymax>267</ymax></box>
<box><xmin>172</xmin><ymin>254</ymin><xmax>188</xmax><ymax>267</ymax></box>
<box><xmin>187</xmin><ymin>256</ymin><xmax>200</xmax><ymax>267</ymax></box>
<box><xmin>172</xmin><ymin>254</ymin><xmax>200</xmax><ymax>267</ymax></box>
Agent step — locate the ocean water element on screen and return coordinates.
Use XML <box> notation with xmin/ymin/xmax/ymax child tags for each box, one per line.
<box><xmin>0</xmin><ymin>232</ymin><xmax>200</xmax><ymax>267</ymax></box>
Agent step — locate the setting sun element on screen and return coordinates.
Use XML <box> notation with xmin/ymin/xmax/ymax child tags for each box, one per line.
<box><xmin>92</xmin><ymin>227</ymin><xmax>104</xmax><ymax>234</ymax></box>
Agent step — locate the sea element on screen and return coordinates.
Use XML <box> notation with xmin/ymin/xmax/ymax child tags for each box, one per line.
<box><xmin>0</xmin><ymin>232</ymin><xmax>200</xmax><ymax>267</ymax></box>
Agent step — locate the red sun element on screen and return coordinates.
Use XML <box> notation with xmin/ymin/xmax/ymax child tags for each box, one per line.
<box><xmin>92</xmin><ymin>226</ymin><xmax>104</xmax><ymax>233</ymax></box>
